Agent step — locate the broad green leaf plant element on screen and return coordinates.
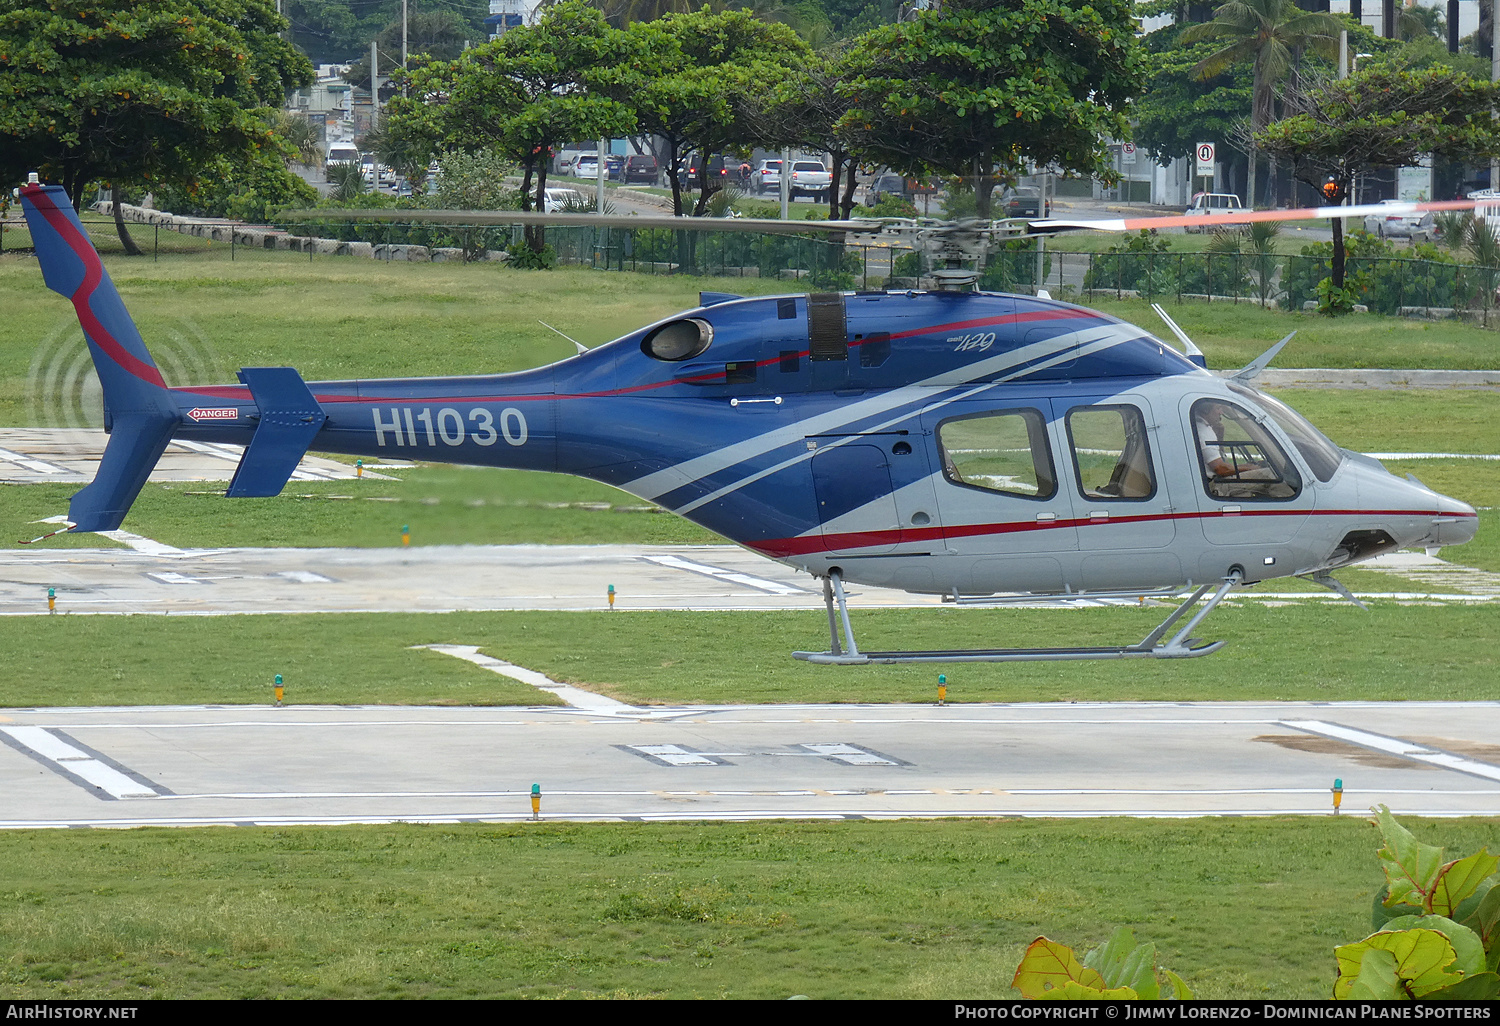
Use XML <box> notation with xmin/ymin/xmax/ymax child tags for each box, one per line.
<box><xmin>1334</xmin><ymin>806</ymin><xmax>1500</xmax><ymax>1000</ymax></box>
<box><xmin>1010</xmin><ymin>808</ymin><xmax>1497</xmax><ymax>1000</ymax></box>
<box><xmin>1011</xmin><ymin>927</ymin><xmax>1193</xmax><ymax>1000</ymax></box>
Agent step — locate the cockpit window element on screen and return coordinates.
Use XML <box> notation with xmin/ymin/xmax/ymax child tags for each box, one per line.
<box><xmin>937</xmin><ymin>409</ymin><xmax>1056</xmax><ymax>499</ymax></box>
<box><xmin>1192</xmin><ymin>398</ymin><xmax>1301</xmax><ymax>500</ymax></box>
<box><xmin>1066</xmin><ymin>405</ymin><xmax>1156</xmax><ymax>500</ymax></box>
<box><xmin>641</xmin><ymin>318</ymin><xmax>713</xmax><ymax>361</ymax></box>
<box><xmin>1228</xmin><ymin>383</ymin><xmax>1343</xmax><ymax>482</ymax></box>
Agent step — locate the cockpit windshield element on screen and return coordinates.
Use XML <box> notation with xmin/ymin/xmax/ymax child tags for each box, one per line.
<box><xmin>1227</xmin><ymin>383</ymin><xmax>1344</xmax><ymax>482</ymax></box>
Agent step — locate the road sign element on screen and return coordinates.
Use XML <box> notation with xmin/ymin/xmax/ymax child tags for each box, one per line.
<box><xmin>1122</xmin><ymin>142</ymin><xmax>1137</xmax><ymax>166</ymax></box>
<box><xmin>1195</xmin><ymin>142</ymin><xmax>1215</xmax><ymax>177</ymax></box>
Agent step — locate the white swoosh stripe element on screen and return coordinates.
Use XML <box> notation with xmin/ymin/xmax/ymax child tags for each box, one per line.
<box><xmin>625</xmin><ymin>323</ymin><xmax>1136</xmax><ymax>502</ymax></box>
<box><xmin>671</xmin><ymin>329</ymin><xmax>1143</xmax><ymax>518</ymax></box>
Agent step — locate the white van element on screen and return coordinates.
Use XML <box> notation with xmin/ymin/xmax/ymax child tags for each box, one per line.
<box><xmin>325</xmin><ymin>143</ymin><xmax>361</xmax><ymax>174</ymax></box>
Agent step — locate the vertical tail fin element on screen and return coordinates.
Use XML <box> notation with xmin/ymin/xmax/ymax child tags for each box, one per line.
<box><xmin>19</xmin><ymin>180</ymin><xmax>180</xmax><ymax>531</ymax></box>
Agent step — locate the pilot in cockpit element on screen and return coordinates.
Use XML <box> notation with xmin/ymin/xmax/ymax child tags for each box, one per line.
<box><xmin>1194</xmin><ymin>401</ymin><xmax>1273</xmax><ymax>481</ymax></box>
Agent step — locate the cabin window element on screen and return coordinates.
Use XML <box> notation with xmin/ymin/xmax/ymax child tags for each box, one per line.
<box><xmin>1227</xmin><ymin>384</ymin><xmax>1342</xmax><ymax>482</ymax></box>
<box><xmin>1066</xmin><ymin>405</ymin><xmax>1156</xmax><ymax>501</ymax></box>
<box><xmin>936</xmin><ymin>409</ymin><xmax>1056</xmax><ymax>500</ymax></box>
<box><xmin>1191</xmin><ymin>398</ymin><xmax>1301</xmax><ymax>500</ymax></box>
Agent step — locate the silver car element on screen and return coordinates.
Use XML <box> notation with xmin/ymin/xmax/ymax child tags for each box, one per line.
<box><xmin>1362</xmin><ymin>199</ymin><xmax>1434</xmax><ymax>242</ymax></box>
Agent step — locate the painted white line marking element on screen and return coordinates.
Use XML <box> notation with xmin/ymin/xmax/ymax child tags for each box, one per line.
<box><xmin>0</xmin><ymin>447</ymin><xmax>69</xmax><ymax>474</ymax></box>
<box><xmin>0</xmin><ymin>727</ymin><xmax>157</xmax><ymax>798</ymax></box>
<box><xmin>276</xmin><ymin>570</ymin><xmax>333</xmax><ymax>583</ymax></box>
<box><xmin>1364</xmin><ymin>452</ymin><xmax>1500</xmax><ymax>460</ymax></box>
<box><xmin>146</xmin><ymin>571</ymin><xmax>205</xmax><ymax>585</ymax></box>
<box><xmin>416</xmin><ymin>644</ymin><xmax>636</xmax><ymax>713</ymax></box>
<box><xmin>642</xmin><ymin>554</ymin><xmax>804</xmax><ymax>595</ymax></box>
<box><xmin>5</xmin><ymin>808</ymin><xmax>1500</xmax><ymax>829</ymax></box>
<box><xmin>800</xmin><ymin>743</ymin><xmax>897</xmax><ymax>766</ymax></box>
<box><xmin>98</xmin><ymin>531</ymin><xmax>187</xmax><ymax>557</ymax></box>
<box><xmin>632</xmin><ymin>744</ymin><xmax>718</xmax><ymax>766</ymax></box>
<box><xmin>1282</xmin><ymin>720</ymin><xmax>1500</xmax><ymax>782</ymax></box>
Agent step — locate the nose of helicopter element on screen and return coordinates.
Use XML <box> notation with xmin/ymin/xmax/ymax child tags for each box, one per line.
<box><xmin>1380</xmin><ymin>468</ymin><xmax>1478</xmax><ymax>549</ymax></box>
<box><xmin>1430</xmin><ymin>491</ymin><xmax>1479</xmax><ymax>547</ymax></box>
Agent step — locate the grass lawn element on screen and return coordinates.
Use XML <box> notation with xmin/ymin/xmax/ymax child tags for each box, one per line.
<box><xmin>0</xmin><ymin>601</ymin><xmax>1493</xmax><ymax>708</ymax></box>
<box><xmin>0</xmin><ymin>466</ymin><xmax>719</xmax><ymax>551</ymax></box>
<box><xmin>0</xmin><ymin>815</ymin><xmax>1489</xmax><ymax>999</ymax></box>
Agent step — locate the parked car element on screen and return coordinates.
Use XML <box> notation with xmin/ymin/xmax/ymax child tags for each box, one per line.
<box><xmin>1001</xmin><ymin>186</ymin><xmax>1048</xmax><ymax>218</ymax></box>
<box><xmin>753</xmin><ymin>159</ymin><xmax>782</xmax><ymax>194</ymax></box>
<box><xmin>605</xmin><ymin>155</ymin><xmax>625</xmax><ymax>181</ymax></box>
<box><xmin>543</xmin><ymin>187</ymin><xmax>586</xmax><ymax>212</ymax></box>
<box><xmin>862</xmin><ymin>172</ymin><xmax>907</xmax><ymax>206</ymax></box>
<box><xmin>623</xmin><ymin>155</ymin><xmax>658</xmax><ymax>184</ymax></box>
<box><xmin>1362</xmin><ymin>199</ymin><xmax>1435</xmax><ymax>242</ymax></box>
<box><xmin>572</xmin><ymin>155</ymin><xmax>600</xmax><ymax>178</ymax></box>
<box><xmin>1183</xmin><ymin>192</ymin><xmax>1245</xmax><ymax>232</ymax></box>
<box><xmin>788</xmin><ymin>160</ymin><xmax>832</xmax><ymax>200</ymax></box>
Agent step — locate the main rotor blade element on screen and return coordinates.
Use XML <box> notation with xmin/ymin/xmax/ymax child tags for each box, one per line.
<box><xmin>279</xmin><ymin>208</ymin><xmax>886</xmax><ymax>236</ymax></box>
<box><xmin>1031</xmin><ymin>198</ymin><xmax>1474</xmax><ymax>235</ymax></box>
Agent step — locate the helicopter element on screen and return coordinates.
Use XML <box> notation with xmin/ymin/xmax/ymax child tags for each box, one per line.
<box><xmin>15</xmin><ymin>178</ymin><xmax>1478</xmax><ymax>664</ymax></box>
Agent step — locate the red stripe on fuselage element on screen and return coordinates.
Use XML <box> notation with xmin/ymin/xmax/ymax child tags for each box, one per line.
<box><xmin>27</xmin><ymin>189</ymin><xmax>167</xmax><ymax>389</ymax></box>
<box><xmin>746</xmin><ymin>507</ymin><xmax>1474</xmax><ymax>558</ymax></box>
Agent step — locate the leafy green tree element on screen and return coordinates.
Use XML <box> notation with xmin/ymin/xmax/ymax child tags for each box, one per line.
<box><xmin>614</xmin><ymin>8</ymin><xmax>810</xmax><ymax>215</ymax></box>
<box><xmin>284</xmin><ymin>0</ymin><xmax>490</xmax><ymax>65</ymax></box>
<box><xmin>1179</xmin><ymin>0</ymin><xmax>1343</xmax><ymax>209</ymax></box>
<box><xmin>390</xmin><ymin>0</ymin><xmax>637</xmax><ymax>254</ymax></box>
<box><xmin>1131</xmin><ymin>25</ymin><xmax>1252</xmax><ymax>186</ymax></box>
<box><xmin>0</xmin><ymin>0</ymin><xmax>312</xmax><ymax>251</ymax></box>
<box><xmin>345</xmin><ymin>7</ymin><xmax>473</xmax><ymax>95</ymax></box>
<box><xmin>1256</xmin><ymin>64</ymin><xmax>1500</xmax><ymax>290</ymax></box>
<box><xmin>836</xmin><ymin>0</ymin><xmax>1144</xmax><ymax>219</ymax></box>
<box><xmin>760</xmin><ymin>44</ymin><xmax>866</xmax><ymax>218</ymax></box>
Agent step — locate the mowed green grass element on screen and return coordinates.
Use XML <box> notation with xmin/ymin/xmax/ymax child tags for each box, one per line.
<box><xmin>1</xmin><ymin>816</ymin><xmax>1490</xmax><ymax>999</ymax></box>
<box><xmin>0</xmin><ymin>602</ymin><xmax>1494</xmax><ymax>707</ymax></box>
<box><xmin>1</xmin><ymin>466</ymin><xmax>719</xmax><ymax>550</ymax></box>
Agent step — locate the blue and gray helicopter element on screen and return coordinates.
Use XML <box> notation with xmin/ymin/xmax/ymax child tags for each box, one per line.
<box><xmin>17</xmin><ymin>179</ymin><xmax>1477</xmax><ymax>663</ymax></box>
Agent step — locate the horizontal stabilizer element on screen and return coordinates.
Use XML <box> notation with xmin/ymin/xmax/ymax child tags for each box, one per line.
<box><xmin>226</xmin><ymin>367</ymin><xmax>328</xmax><ymax>498</ymax></box>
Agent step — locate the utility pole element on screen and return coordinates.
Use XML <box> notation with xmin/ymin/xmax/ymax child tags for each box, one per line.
<box><xmin>402</xmin><ymin>0</ymin><xmax>409</xmax><ymax>97</ymax></box>
<box><xmin>1493</xmin><ymin>0</ymin><xmax>1500</xmax><ymax>192</ymax></box>
<box><xmin>371</xmin><ymin>40</ymin><xmax>379</xmax><ymax>122</ymax></box>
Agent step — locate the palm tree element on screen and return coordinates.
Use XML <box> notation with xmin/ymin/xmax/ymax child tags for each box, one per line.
<box><xmin>1181</xmin><ymin>0</ymin><xmax>1343</xmax><ymax>209</ymax></box>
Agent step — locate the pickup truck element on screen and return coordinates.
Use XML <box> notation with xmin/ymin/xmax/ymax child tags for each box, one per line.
<box><xmin>1183</xmin><ymin>192</ymin><xmax>1245</xmax><ymax>232</ymax></box>
<box><xmin>788</xmin><ymin>160</ymin><xmax>832</xmax><ymax>201</ymax></box>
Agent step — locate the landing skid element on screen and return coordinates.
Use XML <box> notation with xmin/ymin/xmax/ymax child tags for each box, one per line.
<box><xmin>793</xmin><ymin>571</ymin><xmax>1241</xmax><ymax>665</ymax></box>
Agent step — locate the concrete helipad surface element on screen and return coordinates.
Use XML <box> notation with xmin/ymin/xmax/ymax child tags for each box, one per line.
<box><xmin>1</xmin><ymin>701</ymin><xmax>1496</xmax><ymax>828</ymax></box>
<box><xmin>4</xmin><ymin>542</ymin><xmax>1495</xmax><ymax>617</ymax></box>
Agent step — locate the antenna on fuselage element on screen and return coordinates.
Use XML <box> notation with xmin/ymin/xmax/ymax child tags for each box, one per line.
<box><xmin>540</xmin><ymin>320</ymin><xmax>588</xmax><ymax>355</ymax></box>
<box><xmin>1230</xmin><ymin>331</ymin><xmax>1296</xmax><ymax>383</ymax></box>
<box><xmin>1151</xmin><ymin>303</ymin><xmax>1206</xmax><ymax>367</ymax></box>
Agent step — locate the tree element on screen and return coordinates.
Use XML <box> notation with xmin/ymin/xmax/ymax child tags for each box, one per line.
<box><xmin>1132</xmin><ymin>25</ymin><xmax>1252</xmax><ymax>192</ymax></box>
<box><xmin>615</xmin><ymin>8</ymin><xmax>810</xmax><ymax>216</ymax></box>
<box><xmin>0</xmin><ymin>0</ymin><xmax>312</xmax><ymax>250</ymax></box>
<box><xmin>344</xmin><ymin>7</ymin><xmax>473</xmax><ymax>94</ymax></box>
<box><xmin>390</xmin><ymin>0</ymin><xmax>637</xmax><ymax>254</ymax></box>
<box><xmin>758</xmin><ymin>44</ymin><xmax>866</xmax><ymax>218</ymax></box>
<box><xmin>1180</xmin><ymin>0</ymin><xmax>1343</xmax><ymax>209</ymax></box>
<box><xmin>1256</xmin><ymin>65</ymin><xmax>1500</xmax><ymax>291</ymax></box>
<box><xmin>836</xmin><ymin>0</ymin><xmax>1144</xmax><ymax>219</ymax></box>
